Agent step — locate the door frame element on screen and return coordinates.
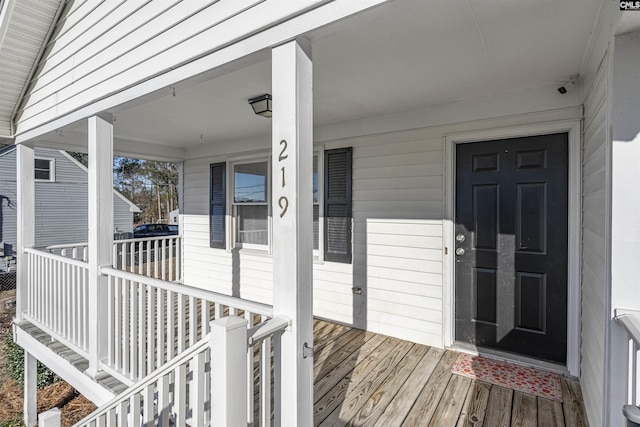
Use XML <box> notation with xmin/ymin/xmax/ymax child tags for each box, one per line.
<box><xmin>443</xmin><ymin>120</ymin><xmax>581</xmax><ymax>376</ymax></box>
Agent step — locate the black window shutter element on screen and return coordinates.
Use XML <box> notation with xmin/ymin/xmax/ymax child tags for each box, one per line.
<box><xmin>324</xmin><ymin>148</ymin><xmax>352</xmax><ymax>263</ymax></box>
<box><xmin>210</xmin><ymin>162</ymin><xmax>226</xmax><ymax>248</ymax></box>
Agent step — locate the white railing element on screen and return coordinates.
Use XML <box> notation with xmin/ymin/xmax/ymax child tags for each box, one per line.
<box><xmin>24</xmin><ymin>248</ymin><xmax>89</xmax><ymax>357</ymax></box>
<box><xmin>45</xmin><ymin>242</ymin><xmax>88</xmax><ymax>262</ymax></box>
<box><xmin>100</xmin><ymin>266</ymin><xmax>273</xmax><ymax>385</ymax></box>
<box><xmin>615</xmin><ymin>309</ymin><xmax>640</xmax><ymax>416</ymax></box>
<box><xmin>73</xmin><ymin>316</ymin><xmax>288</xmax><ymax>427</ymax></box>
<box><xmin>112</xmin><ymin>235</ymin><xmax>182</xmax><ymax>282</ymax></box>
<box><xmin>45</xmin><ymin>235</ymin><xmax>183</xmax><ymax>281</ymax></box>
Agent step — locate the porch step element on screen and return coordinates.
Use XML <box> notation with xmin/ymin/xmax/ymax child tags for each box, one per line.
<box><xmin>13</xmin><ymin>320</ymin><xmax>127</xmax><ymax>405</ymax></box>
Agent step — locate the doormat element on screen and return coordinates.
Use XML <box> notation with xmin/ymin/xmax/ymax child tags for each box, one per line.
<box><xmin>451</xmin><ymin>353</ymin><xmax>562</xmax><ymax>402</ymax></box>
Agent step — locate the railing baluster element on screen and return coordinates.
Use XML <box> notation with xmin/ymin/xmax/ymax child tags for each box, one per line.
<box><xmin>177</xmin><ymin>294</ymin><xmax>186</xmax><ymax>353</ymax></box>
<box><xmin>129</xmin><ymin>395</ymin><xmax>141</xmax><ymax>427</ymax></box>
<box><xmin>201</xmin><ymin>300</ymin><xmax>211</xmax><ymax>337</ymax></box>
<box><xmin>246</xmin><ymin>310</ymin><xmax>255</xmax><ymax>425</ymax></box>
<box><xmin>167</xmin><ymin>291</ymin><xmax>175</xmax><ymax>360</ymax></box>
<box><xmin>191</xmin><ymin>352</ymin><xmax>206</xmax><ymax>427</ymax></box>
<box><xmin>121</xmin><ymin>242</ymin><xmax>126</xmax><ymax>274</ymax></box>
<box><xmin>138</xmin><ymin>281</ymin><xmax>146</xmax><ymax>379</ymax></box>
<box><xmin>154</xmin><ymin>239</ymin><xmax>159</xmax><ymax>279</ymax></box>
<box><xmin>142</xmin><ymin>384</ymin><xmax>154</xmax><ymax>427</ymax></box>
<box><xmin>174</xmin><ymin>364</ymin><xmax>187</xmax><ymax>426</ymax></box>
<box><xmin>161</xmin><ymin>239</ymin><xmax>167</xmax><ymax>281</ymax></box>
<box><xmin>189</xmin><ymin>296</ymin><xmax>197</xmax><ymax>346</ymax></box>
<box><xmin>130</xmin><ymin>280</ymin><xmax>138</xmax><ymax>380</ymax></box>
<box><xmin>129</xmin><ymin>242</ymin><xmax>135</xmax><ymax>275</ymax></box>
<box><xmin>157</xmin><ymin>288</ymin><xmax>165</xmax><ymax>367</ymax></box>
<box><xmin>117</xmin><ymin>401</ymin><xmax>128</xmax><ymax>427</ymax></box>
<box><xmin>123</xmin><ymin>278</ymin><xmax>130</xmax><ymax>378</ymax></box>
<box><xmin>114</xmin><ymin>277</ymin><xmax>122</xmax><ymax>371</ymax></box>
<box><xmin>157</xmin><ymin>373</ymin><xmax>170</xmax><ymax>427</ymax></box>
<box><xmin>108</xmin><ymin>275</ymin><xmax>114</xmax><ymax>367</ymax></box>
<box><xmin>261</xmin><ymin>333</ymin><xmax>272</xmax><ymax>427</ymax></box>
<box><xmin>147</xmin><ymin>284</ymin><xmax>156</xmax><ymax>374</ymax></box>
<box><xmin>169</xmin><ymin>238</ymin><xmax>174</xmax><ymax>281</ymax></box>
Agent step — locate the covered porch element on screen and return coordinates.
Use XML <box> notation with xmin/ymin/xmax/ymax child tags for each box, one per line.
<box><xmin>6</xmin><ymin>0</ymin><xmax>640</xmax><ymax>426</ymax></box>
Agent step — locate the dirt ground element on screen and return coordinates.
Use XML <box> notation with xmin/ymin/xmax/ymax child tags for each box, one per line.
<box><xmin>0</xmin><ymin>290</ymin><xmax>96</xmax><ymax>426</ymax></box>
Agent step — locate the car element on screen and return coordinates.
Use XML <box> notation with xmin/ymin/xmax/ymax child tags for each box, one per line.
<box><xmin>133</xmin><ymin>223</ymin><xmax>179</xmax><ymax>238</ymax></box>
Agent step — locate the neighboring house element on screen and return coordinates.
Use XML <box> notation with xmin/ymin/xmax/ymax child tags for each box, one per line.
<box><xmin>0</xmin><ymin>146</ymin><xmax>139</xmax><ymax>270</ymax></box>
<box><xmin>0</xmin><ymin>0</ymin><xmax>639</xmax><ymax>426</ymax></box>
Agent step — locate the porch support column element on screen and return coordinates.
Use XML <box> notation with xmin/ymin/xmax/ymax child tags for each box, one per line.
<box><xmin>271</xmin><ymin>38</ymin><xmax>314</xmax><ymax>426</ymax></box>
<box><xmin>16</xmin><ymin>143</ymin><xmax>35</xmax><ymax>319</ymax></box>
<box><xmin>609</xmin><ymin>30</ymin><xmax>640</xmax><ymax>427</ymax></box>
<box><xmin>86</xmin><ymin>114</ymin><xmax>113</xmax><ymax>377</ymax></box>
<box><xmin>24</xmin><ymin>351</ymin><xmax>37</xmax><ymax>426</ymax></box>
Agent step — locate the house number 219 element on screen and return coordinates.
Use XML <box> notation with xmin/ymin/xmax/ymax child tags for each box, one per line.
<box><xmin>278</xmin><ymin>139</ymin><xmax>289</xmax><ymax>218</ymax></box>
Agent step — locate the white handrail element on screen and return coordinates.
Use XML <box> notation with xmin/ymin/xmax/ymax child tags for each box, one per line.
<box><xmin>616</xmin><ymin>309</ymin><xmax>640</xmax><ymax>343</ymax></box>
<box><xmin>45</xmin><ymin>242</ymin><xmax>88</xmax><ymax>250</ymax></box>
<box><xmin>248</xmin><ymin>315</ymin><xmax>289</xmax><ymax>346</ymax></box>
<box><xmin>24</xmin><ymin>247</ymin><xmax>87</xmax><ymax>268</ymax></box>
<box><xmin>73</xmin><ymin>334</ymin><xmax>211</xmax><ymax>426</ymax></box>
<box><xmin>100</xmin><ymin>266</ymin><xmax>272</xmax><ymax>316</ymax></box>
<box><xmin>113</xmin><ymin>235</ymin><xmax>181</xmax><ymax>244</ymax></box>
<box><xmin>615</xmin><ymin>308</ymin><xmax>640</xmax><ymax>421</ymax></box>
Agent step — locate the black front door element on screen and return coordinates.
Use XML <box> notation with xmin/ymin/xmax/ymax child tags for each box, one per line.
<box><xmin>454</xmin><ymin>133</ymin><xmax>568</xmax><ymax>363</ymax></box>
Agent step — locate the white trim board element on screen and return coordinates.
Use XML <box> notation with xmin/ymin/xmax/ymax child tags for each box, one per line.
<box><xmin>443</xmin><ymin>120</ymin><xmax>582</xmax><ymax>377</ymax></box>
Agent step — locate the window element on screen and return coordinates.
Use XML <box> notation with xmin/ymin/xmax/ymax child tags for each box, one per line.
<box><xmin>209</xmin><ymin>148</ymin><xmax>352</xmax><ymax>263</ymax></box>
<box><xmin>34</xmin><ymin>158</ymin><xmax>54</xmax><ymax>181</ymax></box>
<box><xmin>233</xmin><ymin>161</ymin><xmax>269</xmax><ymax>247</ymax></box>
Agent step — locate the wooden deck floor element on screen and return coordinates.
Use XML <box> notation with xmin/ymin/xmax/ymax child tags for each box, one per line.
<box><xmin>312</xmin><ymin>320</ymin><xmax>589</xmax><ymax>427</ymax></box>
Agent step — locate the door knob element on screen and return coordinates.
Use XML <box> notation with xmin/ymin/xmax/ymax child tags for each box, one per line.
<box><xmin>456</xmin><ymin>234</ymin><xmax>466</xmax><ymax>242</ymax></box>
<box><xmin>456</xmin><ymin>248</ymin><xmax>465</xmax><ymax>256</ymax></box>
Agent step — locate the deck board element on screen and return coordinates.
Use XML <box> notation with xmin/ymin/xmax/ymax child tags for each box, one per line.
<box><xmin>456</xmin><ymin>380</ymin><xmax>491</xmax><ymax>427</ymax></box>
<box><xmin>349</xmin><ymin>344</ymin><xmax>429</xmax><ymax>427</ymax></box>
<box><xmin>313</xmin><ymin>322</ymin><xmax>589</xmax><ymax>427</ymax></box>
<box><xmin>484</xmin><ymin>386</ymin><xmax>514</xmax><ymax>427</ymax></box>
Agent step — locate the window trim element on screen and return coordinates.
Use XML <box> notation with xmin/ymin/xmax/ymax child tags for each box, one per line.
<box><xmin>34</xmin><ymin>157</ymin><xmax>55</xmax><ymax>182</ymax></box>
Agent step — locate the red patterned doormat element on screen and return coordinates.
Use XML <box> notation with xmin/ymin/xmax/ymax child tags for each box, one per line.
<box><xmin>451</xmin><ymin>353</ymin><xmax>562</xmax><ymax>402</ymax></box>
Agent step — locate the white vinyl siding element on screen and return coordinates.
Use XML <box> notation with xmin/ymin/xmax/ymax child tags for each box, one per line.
<box><xmin>182</xmin><ymin>106</ymin><xmax>582</xmax><ymax>348</ymax></box>
<box><xmin>580</xmin><ymin>57</ymin><xmax>609</xmax><ymax>426</ymax></box>
<box><xmin>16</xmin><ymin>0</ymin><xmax>333</xmax><ymax>133</ymax></box>
<box><xmin>0</xmin><ymin>148</ymin><xmax>135</xmax><ymax>254</ymax></box>
<box><xmin>183</xmin><ymin>131</ymin><xmax>445</xmax><ymax>346</ymax></box>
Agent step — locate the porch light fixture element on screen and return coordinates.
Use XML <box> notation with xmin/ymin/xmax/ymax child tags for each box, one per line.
<box><xmin>248</xmin><ymin>94</ymin><xmax>272</xmax><ymax>118</ymax></box>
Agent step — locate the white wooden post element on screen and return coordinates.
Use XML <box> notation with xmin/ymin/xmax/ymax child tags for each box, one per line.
<box><xmin>16</xmin><ymin>144</ymin><xmax>35</xmax><ymax>319</ymax></box>
<box><xmin>24</xmin><ymin>351</ymin><xmax>37</xmax><ymax>427</ymax></box>
<box><xmin>38</xmin><ymin>408</ymin><xmax>61</xmax><ymax>427</ymax></box>
<box><xmin>86</xmin><ymin>114</ymin><xmax>114</xmax><ymax>377</ymax></box>
<box><xmin>271</xmin><ymin>38</ymin><xmax>314</xmax><ymax>426</ymax></box>
<box><xmin>210</xmin><ymin>316</ymin><xmax>248</xmax><ymax>426</ymax></box>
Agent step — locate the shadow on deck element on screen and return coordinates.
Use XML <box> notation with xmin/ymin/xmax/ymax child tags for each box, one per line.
<box><xmin>313</xmin><ymin>319</ymin><xmax>589</xmax><ymax>427</ymax></box>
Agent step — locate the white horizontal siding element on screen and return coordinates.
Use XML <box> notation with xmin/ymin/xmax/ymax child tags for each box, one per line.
<box><xmin>580</xmin><ymin>57</ymin><xmax>608</xmax><ymax>427</ymax></box>
<box><xmin>17</xmin><ymin>0</ymin><xmax>332</xmax><ymax>132</ymax></box>
<box><xmin>183</xmin><ymin>131</ymin><xmax>445</xmax><ymax>346</ymax></box>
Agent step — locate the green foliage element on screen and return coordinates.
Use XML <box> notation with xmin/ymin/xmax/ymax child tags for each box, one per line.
<box><xmin>3</xmin><ymin>334</ymin><xmax>57</xmax><ymax>389</ymax></box>
<box><xmin>0</xmin><ymin>416</ymin><xmax>25</xmax><ymax>427</ymax></box>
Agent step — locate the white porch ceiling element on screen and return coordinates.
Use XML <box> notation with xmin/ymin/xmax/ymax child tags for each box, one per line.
<box><xmin>35</xmin><ymin>0</ymin><xmax>602</xmax><ymax>157</ymax></box>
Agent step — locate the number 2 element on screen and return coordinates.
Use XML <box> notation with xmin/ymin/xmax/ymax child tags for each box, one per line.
<box><xmin>279</xmin><ymin>139</ymin><xmax>288</xmax><ymax>161</ymax></box>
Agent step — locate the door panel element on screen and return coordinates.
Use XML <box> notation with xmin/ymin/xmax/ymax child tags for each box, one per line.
<box><xmin>455</xmin><ymin>133</ymin><xmax>568</xmax><ymax>363</ymax></box>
